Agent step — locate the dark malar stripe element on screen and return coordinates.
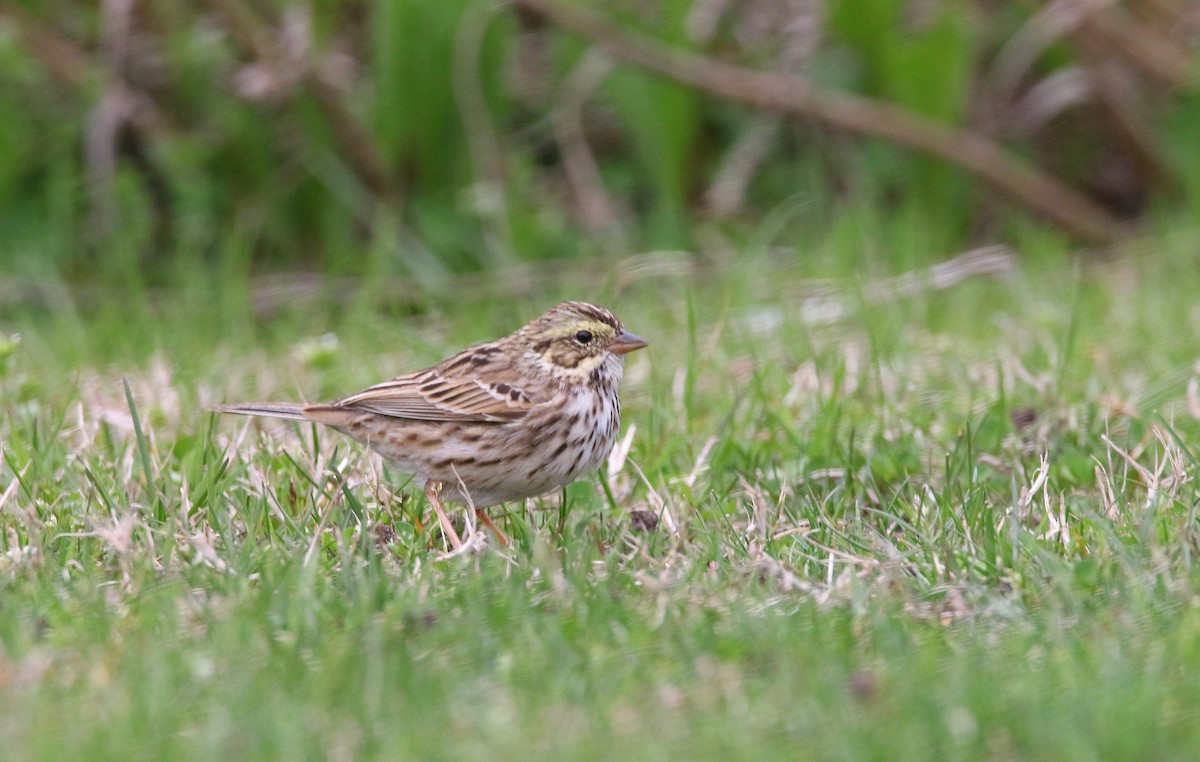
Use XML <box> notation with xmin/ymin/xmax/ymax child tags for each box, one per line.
<box><xmin>554</xmin><ymin>351</ymin><xmax>585</xmax><ymax>368</ymax></box>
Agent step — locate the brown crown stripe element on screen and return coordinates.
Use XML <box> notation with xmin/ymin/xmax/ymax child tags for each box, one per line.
<box><xmin>558</xmin><ymin>301</ymin><xmax>621</xmax><ymax>329</ymax></box>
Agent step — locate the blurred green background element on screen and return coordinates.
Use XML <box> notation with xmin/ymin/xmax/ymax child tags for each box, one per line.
<box><xmin>3</xmin><ymin>0</ymin><xmax>1197</xmax><ymax>294</ymax></box>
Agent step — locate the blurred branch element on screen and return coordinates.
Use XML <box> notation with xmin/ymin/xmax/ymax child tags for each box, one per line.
<box><xmin>552</xmin><ymin>49</ymin><xmax>622</xmax><ymax>235</ymax></box>
<box><xmin>0</xmin><ymin>5</ymin><xmax>91</xmax><ymax>87</ymax></box>
<box><xmin>1008</xmin><ymin>69</ymin><xmax>1091</xmax><ymax>135</ymax></box>
<box><xmin>4</xmin><ymin>3</ymin><xmax>175</xmax><ymax>245</ymax></box>
<box><xmin>690</xmin><ymin>0</ymin><xmax>814</xmax><ymax>218</ymax></box>
<box><xmin>996</xmin><ymin>0</ymin><xmax>1196</xmax><ymax>97</ymax></box>
<box><xmin>453</xmin><ymin>2</ymin><xmax>512</xmax><ymax>259</ymax></box>
<box><xmin>513</xmin><ymin>0</ymin><xmax>1134</xmax><ymax>245</ymax></box>
<box><xmin>86</xmin><ymin>0</ymin><xmax>136</xmax><ymax>238</ymax></box>
<box><xmin>202</xmin><ymin>0</ymin><xmax>397</xmax><ymax>201</ymax></box>
<box><xmin>1073</xmin><ymin>29</ymin><xmax>1169</xmax><ymax>189</ymax></box>
<box><xmin>705</xmin><ymin>115</ymin><xmax>781</xmax><ymax>217</ymax></box>
<box><xmin>1076</xmin><ymin>0</ymin><xmax>1194</xmax><ymax>90</ymax></box>
<box><xmin>454</xmin><ymin>4</ymin><xmax>507</xmax><ymax>191</ymax></box>
<box><xmin>1136</xmin><ymin>0</ymin><xmax>1198</xmax><ymax>44</ymax></box>
<box><xmin>0</xmin><ymin>4</ymin><xmax>173</xmax><ymax>134</ymax></box>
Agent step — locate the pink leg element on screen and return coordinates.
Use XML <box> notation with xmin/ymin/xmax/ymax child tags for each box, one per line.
<box><xmin>475</xmin><ymin>509</ymin><xmax>510</xmax><ymax>546</ymax></box>
<box><xmin>424</xmin><ymin>481</ymin><xmax>462</xmax><ymax>549</ymax></box>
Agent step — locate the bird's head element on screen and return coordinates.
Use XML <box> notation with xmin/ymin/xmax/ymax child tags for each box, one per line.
<box><xmin>521</xmin><ymin>301</ymin><xmax>647</xmax><ymax>378</ymax></box>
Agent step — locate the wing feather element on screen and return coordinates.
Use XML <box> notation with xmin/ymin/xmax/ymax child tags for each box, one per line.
<box><xmin>332</xmin><ymin>369</ymin><xmax>533</xmax><ymax>423</ymax></box>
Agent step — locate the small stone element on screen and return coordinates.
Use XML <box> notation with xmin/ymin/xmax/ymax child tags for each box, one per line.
<box><xmin>1010</xmin><ymin>407</ymin><xmax>1038</xmax><ymax>432</ymax></box>
<box><xmin>847</xmin><ymin>669</ymin><xmax>878</xmax><ymax>702</ymax></box>
<box><xmin>374</xmin><ymin>523</ymin><xmax>397</xmax><ymax>547</ymax></box>
<box><xmin>630</xmin><ymin>509</ymin><xmax>659</xmax><ymax>533</ymax></box>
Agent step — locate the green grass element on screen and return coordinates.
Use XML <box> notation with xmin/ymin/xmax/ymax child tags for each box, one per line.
<box><xmin>4</xmin><ymin>224</ymin><xmax>1200</xmax><ymax>758</ymax></box>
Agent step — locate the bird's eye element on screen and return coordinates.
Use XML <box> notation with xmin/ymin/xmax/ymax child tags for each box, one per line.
<box><xmin>574</xmin><ymin>330</ymin><xmax>594</xmax><ymax>344</ymax></box>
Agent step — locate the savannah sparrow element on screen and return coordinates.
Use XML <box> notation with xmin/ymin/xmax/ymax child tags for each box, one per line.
<box><xmin>217</xmin><ymin>301</ymin><xmax>647</xmax><ymax>547</ymax></box>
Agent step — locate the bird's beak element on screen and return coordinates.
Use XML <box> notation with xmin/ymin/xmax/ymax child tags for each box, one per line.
<box><xmin>611</xmin><ymin>330</ymin><xmax>648</xmax><ymax>355</ymax></box>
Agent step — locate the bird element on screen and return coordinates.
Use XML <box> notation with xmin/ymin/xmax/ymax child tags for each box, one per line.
<box><xmin>216</xmin><ymin>301</ymin><xmax>647</xmax><ymax>548</ymax></box>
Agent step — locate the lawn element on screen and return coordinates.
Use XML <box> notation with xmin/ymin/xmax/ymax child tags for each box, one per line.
<box><xmin>3</xmin><ymin>226</ymin><xmax>1200</xmax><ymax>759</ymax></box>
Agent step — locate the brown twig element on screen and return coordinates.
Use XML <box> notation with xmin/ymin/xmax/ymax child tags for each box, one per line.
<box><xmin>1077</xmin><ymin>0</ymin><xmax>1194</xmax><ymax>90</ymax></box>
<box><xmin>1072</xmin><ymin>28</ymin><xmax>1170</xmax><ymax>190</ymax></box>
<box><xmin>453</xmin><ymin>2</ymin><xmax>513</xmax><ymax>260</ymax></box>
<box><xmin>512</xmin><ymin>0</ymin><xmax>1134</xmax><ymax>245</ymax></box>
<box><xmin>86</xmin><ymin>0</ymin><xmax>138</xmax><ymax>238</ymax></box>
<box><xmin>705</xmin><ymin>114</ymin><xmax>781</xmax><ymax>217</ymax></box>
<box><xmin>553</xmin><ymin>49</ymin><xmax>623</xmax><ymax>235</ymax></box>
<box><xmin>5</xmin><ymin>3</ymin><xmax>175</xmax><ymax>246</ymax></box>
<box><xmin>202</xmin><ymin>0</ymin><xmax>396</xmax><ymax>200</ymax></box>
<box><xmin>307</xmin><ymin>73</ymin><xmax>397</xmax><ymax>200</ymax></box>
<box><xmin>0</xmin><ymin>5</ymin><xmax>92</xmax><ymax>87</ymax></box>
<box><xmin>1</xmin><ymin>4</ymin><xmax>173</xmax><ymax>135</ymax></box>
<box><xmin>454</xmin><ymin>4</ymin><xmax>507</xmax><ymax>193</ymax></box>
<box><xmin>1134</xmin><ymin>0</ymin><xmax>1196</xmax><ymax>44</ymax></box>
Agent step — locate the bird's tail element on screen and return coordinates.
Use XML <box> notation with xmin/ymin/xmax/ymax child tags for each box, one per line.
<box><xmin>213</xmin><ymin>402</ymin><xmax>309</xmax><ymax>421</ymax></box>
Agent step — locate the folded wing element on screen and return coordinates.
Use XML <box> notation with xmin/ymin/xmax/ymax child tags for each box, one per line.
<box><xmin>329</xmin><ymin>370</ymin><xmax>534</xmax><ymax>423</ymax></box>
